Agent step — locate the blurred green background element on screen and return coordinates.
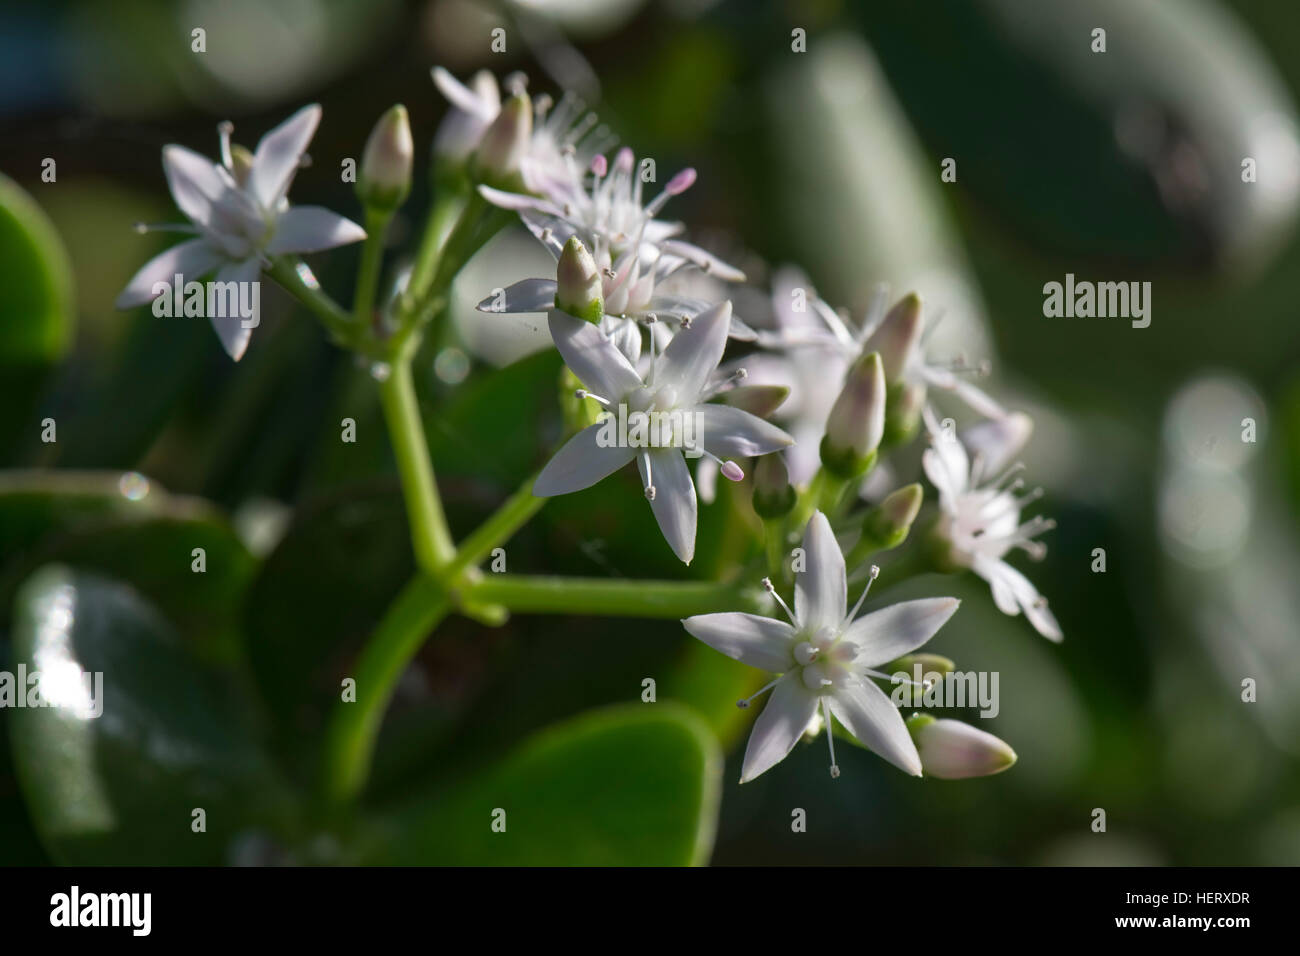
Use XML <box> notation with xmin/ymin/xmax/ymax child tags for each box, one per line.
<box><xmin>2</xmin><ymin>0</ymin><xmax>1299</xmax><ymax>865</ymax></box>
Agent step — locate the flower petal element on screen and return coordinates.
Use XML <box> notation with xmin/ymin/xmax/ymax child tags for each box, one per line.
<box><xmin>476</xmin><ymin>278</ymin><xmax>557</xmax><ymax>313</ymax></box>
<box><xmin>653</xmin><ymin>299</ymin><xmax>731</xmax><ymax>404</ymax></box>
<box><xmin>547</xmin><ymin>310</ymin><xmax>643</xmax><ymax>400</ymax></box>
<box><xmin>115</xmin><ymin>238</ymin><xmax>226</xmax><ymax>309</ymax></box>
<box><xmin>992</xmin><ymin>559</ymin><xmax>1063</xmax><ymax>642</ymax></box>
<box><xmin>161</xmin><ymin>145</ymin><xmax>231</xmax><ymax>226</ymax></box>
<box><xmin>207</xmin><ymin>257</ymin><xmax>261</xmax><ymax>361</ymax></box>
<box><xmin>971</xmin><ymin>553</ymin><xmax>1020</xmax><ymax>616</ymax></box>
<box><xmin>695</xmin><ymin>404</ymin><xmax>793</xmax><ymax>459</ymax></box>
<box><xmin>432</xmin><ymin>66</ymin><xmax>498</xmax><ymax>121</ymax></box>
<box><xmin>659</xmin><ymin>240</ymin><xmax>746</xmax><ymax>282</ymax></box>
<box><xmin>740</xmin><ymin>673</ymin><xmax>818</xmax><ymax>783</ymax></box>
<box><xmin>793</xmin><ymin>510</ymin><xmax>846</xmax><ymax>631</ymax></box>
<box><xmin>265</xmin><ymin>205</ymin><xmax>365</xmax><ymax>254</ymax></box>
<box><xmin>681</xmin><ymin>612</ymin><xmax>796</xmax><ymax>673</ymax></box>
<box><xmin>828</xmin><ymin>677</ymin><xmax>921</xmax><ymax>776</ymax></box>
<box><xmin>248</xmin><ymin>104</ymin><xmax>321</xmax><ymax>210</ymax></box>
<box><xmin>960</xmin><ymin>411</ymin><xmax>1033</xmax><ymax>478</ymax></box>
<box><xmin>478</xmin><ymin>184</ymin><xmax>565</xmax><ymax>217</ymax></box>
<box><xmin>844</xmin><ymin>598</ymin><xmax>961</xmax><ymax>667</ymax></box>
<box><xmin>638</xmin><ymin>448</ymin><xmax>697</xmax><ymax>564</ymax></box>
<box><xmin>533</xmin><ymin>422</ymin><xmax>636</xmax><ymax>497</ymax></box>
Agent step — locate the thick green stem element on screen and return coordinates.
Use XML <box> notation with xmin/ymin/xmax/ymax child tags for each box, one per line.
<box><xmin>378</xmin><ymin>360</ymin><xmax>455</xmax><ymax>573</ymax></box>
<box><xmin>468</xmin><ymin>574</ymin><xmax>764</xmax><ymax>618</ymax></box>
<box><xmin>322</xmin><ymin>575</ymin><xmax>450</xmax><ymax>805</ymax></box>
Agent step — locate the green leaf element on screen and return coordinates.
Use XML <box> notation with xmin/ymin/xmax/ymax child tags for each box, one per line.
<box><xmin>7</xmin><ymin>567</ymin><xmax>297</xmax><ymax>864</ymax></box>
<box><xmin>0</xmin><ymin>173</ymin><xmax>75</xmax><ymax>459</ymax></box>
<box><xmin>358</xmin><ymin>703</ymin><xmax>722</xmax><ymax>865</ymax></box>
<box><xmin>0</xmin><ymin>471</ymin><xmax>255</xmax><ymax>662</ymax></box>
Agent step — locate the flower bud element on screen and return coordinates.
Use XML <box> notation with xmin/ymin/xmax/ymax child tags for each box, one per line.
<box><xmin>358</xmin><ymin>104</ymin><xmax>413</xmax><ymax>211</ymax></box>
<box><xmin>229</xmin><ymin>144</ymin><xmax>255</xmax><ymax>189</ymax></box>
<box><xmin>884</xmin><ymin>653</ymin><xmax>956</xmax><ymax>678</ymax></box>
<box><xmin>752</xmin><ymin>453</ymin><xmax>796</xmax><ymax>518</ymax></box>
<box><xmin>820</xmin><ymin>350</ymin><xmax>885</xmax><ymax>478</ymax></box>
<box><xmin>907</xmin><ymin>715</ymin><xmax>1017</xmax><ymax>779</ymax></box>
<box><xmin>883</xmin><ymin>381</ymin><xmax>926</xmax><ymax>448</ymax></box>
<box><xmin>859</xmin><ymin>482</ymin><xmax>923</xmax><ymax>552</ymax></box>
<box><xmin>555</xmin><ymin>236</ymin><xmax>604</xmax><ymax>324</ymax></box>
<box><xmin>474</xmin><ymin>92</ymin><xmax>532</xmax><ymax>187</ymax></box>
<box><xmin>864</xmin><ymin>292</ymin><xmax>923</xmax><ymax>381</ymax></box>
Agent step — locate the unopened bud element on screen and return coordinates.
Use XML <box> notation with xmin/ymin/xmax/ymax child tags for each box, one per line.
<box><xmin>908</xmin><ymin>716</ymin><xmax>1017</xmax><ymax>780</ymax></box>
<box><xmin>821</xmin><ymin>350</ymin><xmax>885</xmax><ymax>478</ymax></box>
<box><xmin>358</xmin><ymin>104</ymin><xmax>414</xmax><ymax>211</ymax></box>
<box><xmin>752</xmin><ymin>453</ymin><xmax>796</xmax><ymax>518</ymax></box>
<box><xmin>864</xmin><ymin>292</ymin><xmax>923</xmax><ymax>381</ymax></box>
<box><xmin>883</xmin><ymin>653</ymin><xmax>956</xmax><ymax>679</ymax></box>
<box><xmin>859</xmin><ymin>482</ymin><xmax>923</xmax><ymax>552</ymax></box>
<box><xmin>718</xmin><ymin>384</ymin><xmax>789</xmax><ymax>418</ymax></box>
<box><xmin>883</xmin><ymin>381</ymin><xmax>926</xmax><ymax>448</ymax></box>
<box><xmin>229</xmin><ymin>144</ymin><xmax>255</xmax><ymax>189</ymax></box>
<box><xmin>474</xmin><ymin>92</ymin><xmax>532</xmax><ymax>187</ymax></box>
<box><xmin>555</xmin><ymin>236</ymin><xmax>604</xmax><ymax>324</ymax></box>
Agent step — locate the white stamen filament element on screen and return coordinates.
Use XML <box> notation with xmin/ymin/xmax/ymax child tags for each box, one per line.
<box><xmin>846</xmin><ymin>565</ymin><xmax>880</xmax><ymax>623</ymax></box>
<box><xmin>736</xmin><ymin>675</ymin><xmax>782</xmax><ymax>709</ymax></box>
<box><xmin>761</xmin><ymin>577</ymin><xmax>797</xmax><ymax>625</ymax></box>
<box><xmin>823</xmin><ymin>698</ymin><xmax>840</xmax><ymax>778</ymax></box>
<box><xmin>574</xmin><ymin>388</ymin><xmax>611</xmax><ymax>406</ymax></box>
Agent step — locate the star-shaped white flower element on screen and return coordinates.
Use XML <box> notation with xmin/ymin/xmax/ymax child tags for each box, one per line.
<box><xmin>683</xmin><ymin>511</ymin><xmax>960</xmax><ymax>782</ymax></box>
<box><xmin>433</xmin><ymin>67</ymin><xmax>612</xmax><ymax>201</ymax></box>
<box><xmin>115</xmin><ymin>105</ymin><xmax>366</xmax><ymax>360</ymax></box>
<box><xmin>922</xmin><ymin>407</ymin><xmax>1062</xmax><ymax>641</ymax></box>
<box><xmin>535</xmin><ymin>301</ymin><xmax>792</xmax><ymax>564</ymax></box>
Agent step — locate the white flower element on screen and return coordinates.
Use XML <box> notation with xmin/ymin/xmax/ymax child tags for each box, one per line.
<box><xmin>116</xmin><ymin>105</ymin><xmax>366</xmax><ymax>360</ymax></box>
<box><xmin>476</xmin><ymin>196</ymin><xmax>755</xmax><ymax>371</ymax></box>
<box><xmin>534</xmin><ymin>301</ymin><xmax>792</xmax><ymax>564</ymax></box>
<box><xmin>683</xmin><ymin>511</ymin><xmax>960</xmax><ymax>782</ymax></box>
<box><xmin>922</xmin><ymin>407</ymin><xmax>1062</xmax><ymax>641</ymax></box>
<box><xmin>748</xmin><ymin>281</ymin><xmax>1002</xmax><ymax>482</ymax></box>
<box><xmin>432</xmin><ymin>67</ymin><xmax>612</xmax><ymax>200</ymax></box>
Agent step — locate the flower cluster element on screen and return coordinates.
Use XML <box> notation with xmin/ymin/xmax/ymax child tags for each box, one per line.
<box><xmin>114</xmin><ymin>65</ymin><xmax>1064</xmax><ymax>790</ymax></box>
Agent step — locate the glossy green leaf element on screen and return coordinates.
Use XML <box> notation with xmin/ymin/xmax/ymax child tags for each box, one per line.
<box><xmin>7</xmin><ymin>567</ymin><xmax>297</xmax><ymax>864</ymax></box>
<box><xmin>0</xmin><ymin>471</ymin><xmax>255</xmax><ymax>661</ymax></box>
<box><xmin>359</xmin><ymin>703</ymin><xmax>722</xmax><ymax>865</ymax></box>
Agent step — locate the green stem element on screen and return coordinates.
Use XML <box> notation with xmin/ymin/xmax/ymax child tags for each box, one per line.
<box><xmin>442</xmin><ymin>473</ymin><xmax>546</xmax><ymax>582</ymax></box>
<box><xmin>377</xmin><ymin>360</ymin><xmax>455</xmax><ymax>573</ymax></box>
<box><xmin>352</xmin><ymin>208</ymin><xmax>393</xmax><ymax>324</ymax></box>
<box><xmin>468</xmin><ymin>574</ymin><xmax>764</xmax><ymax>618</ymax></box>
<box><xmin>763</xmin><ymin>516</ymin><xmax>787</xmax><ymax>581</ymax></box>
<box><xmin>322</xmin><ymin>575</ymin><xmax>450</xmax><ymax>805</ymax></box>
<box><xmin>266</xmin><ymin>257</ymin><xmax>358</xmax><ymax>351</ymax></box>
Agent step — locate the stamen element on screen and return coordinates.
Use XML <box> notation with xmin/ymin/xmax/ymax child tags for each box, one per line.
<box><xmin>645</xmin><ymin>168</ymin><xmax>696</xmax><ymax>217</ymax></box>
<box><xmin>846</xmin><ymin>565</ymin><xmax>880</xmax><ymax>623</ymax></box>
<box><xmin>736</xmin><ymin>676</ymin><xmax>782</xmax><ymax>709</ymax></box>
<box><xmin>988</xmin><ymin>461</ymin><xmax>1026</xmax><ymax>491</ymax></box>
<box><xmin>642</xmin><ymin>452</ymin><xmax>655</xmax><ymax>500</ymax></box>
<box><xmin>761</xmin><ymin>577</ymin><xmax>797</xmax><ymax>625</ymax></box>
<box><xmin>217</xmin><ymin>121</ymin><xmax>234</xmax><ymax>170</ymax></box>
<box><xmin>590</xmin><ymin>154</ymin><xmax>608</xmax><ymax>178</ymax></box>
<box><xmin>574</xmin><ymin>388</ymin><xmax>611</xmax><ymax>406</ymax></box>
<box><xmin>720</xmin><ymin>460</ymin><xmax>744</xmax><ymax>482</ymax></box>
<box><xmin>133</xmin><ymin>222</ymin><xmax>198</xmax><ymax>235</ymax></box>
<box><xmin>823</xmin><ymin>698</ymin><xmax>840</xmax><ymax>778</ymax></box>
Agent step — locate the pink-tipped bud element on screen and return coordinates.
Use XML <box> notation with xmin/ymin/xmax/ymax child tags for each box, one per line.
<box><xmin>666</xmin><ymin>167</ymin><xmax>697</xmax><ymax>195</ymax></box>
<box><xmin>865</xmin><ymin>292</ymin><xmax>923</xmax><ymax>381</ymax></box>
<box><xmin>821</xmin><ymin>351</ymin><xmax>886</xmax><ymax>477</ymax></box>
<box><xmin>908</xmin><ymin>716</ymin><xmax>1017</xmax><ymax>779</ymax></box>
